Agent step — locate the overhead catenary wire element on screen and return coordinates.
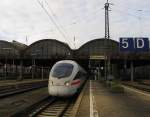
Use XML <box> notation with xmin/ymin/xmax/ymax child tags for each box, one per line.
<box><xmin>36</xmin><ymin>0</ymin><xmax>72</xmax><ymax>45</ymax></box>
<box><xmin>109</xmin><ymin>7</ymin><xmax>147</xmax><ymax>34</ymax></box>
<box><xmin>101</xmin><ymin>6</ymin><xmax>140</xmax><ymax>25</ymax></box>
<box><xmin>47</xmin><ymin>0</ymin><xmax>104</xmax><ymax>26</ymax></box>
<box><xmin>44</xmin><ymin>0</ymin><xmax>73</xmax><ymax>45</ymax></box>
<box><xmin>36</xmin><ymin>0</ymin><xmax>106</xmax><ymax>48</ymax></box>
<box><xmin>73</xmin><ymin>8</ymin><xmax>104</xmax><ymax>24</ymax></box>
<box><xmin>40</xmin><ymin>0</ymin><xmax>104</xmax><ymax>27</ymax></box>
<box><xmin>113</xmin><ymin>9</ymin><xmax>139</xmax><ymax>19</ymax></box>
<box><xmin>35</xmin><ymin>0</ymin><xmax>150</xmax><ymax>48</ymax></box>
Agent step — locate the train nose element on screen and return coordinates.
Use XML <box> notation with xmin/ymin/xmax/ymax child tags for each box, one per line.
<box><xmin>48</xmin><ymin>85</ymin><xmax>77</xmax><ymax>96</ymax></box>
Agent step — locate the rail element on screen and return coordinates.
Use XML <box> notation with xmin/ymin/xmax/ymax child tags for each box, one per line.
<box><xmin>0</xmin><ymin>81</ymin><xmax>47</xmax><ymax>98</ymax></box>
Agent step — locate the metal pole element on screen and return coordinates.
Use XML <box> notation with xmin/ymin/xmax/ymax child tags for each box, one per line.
<box><xmin>31</xmin><ymin>51</ymin><xmax>40</xmax><ymax>79</ymax></box>
<box><xmin>42</xmin><ymin>66</ymin><xmax>44</xmax><ymax>80</ymax></box>
<box><xmin>88</xmin><ymin>59</ymin><xmax>91</xmax><ymax>69</ymax></box>
<box><xmin>4</xmin><ymin>56</ymin><xmax>7</xmax><ymax>80</ymax></box>
<box><xmin>97</xmin><ymin>67</ymin><xmax>99</xmax><ymax>80</ymax></box>
<box><xmin>130</xmin><ymin>61</ymin><xmax>134</xmax><ymax>82</ymax></box>
<box><xmin>34</xmin><ymin>59</ymin><xmax>35</xmax><ymax>79</ymax></box>
<box><xmin>19</xmin><ymin>60</ymin><xmax>23</xmax><ymax>81</ymax></box>
<box><xmin>13</xmin><ymin>59</ymin><xmax>15</xmax><ymax>73</ymax></box>
<box><xmin>124</xmin><ymin>54</ymin><xmax>127</xmax><ymax>80</ymax></box>
<box><xmin>104</xmin><ymin>0</ymin><xmax>110</xmax><ymax>80</ymax></box>
<box><xmin>32</xmin><ymin>59</ymin><xmax>34</xmax><ymax>79</ymax></box>
<box><xmin>13</xmin><ymin>49</ymin><xmax>15</xmax><ymax>73</ymax></box>
<box><xmin>2</xmin><ymin>48</ymin><xmax>12</xmax><ymax>80</ymax></box>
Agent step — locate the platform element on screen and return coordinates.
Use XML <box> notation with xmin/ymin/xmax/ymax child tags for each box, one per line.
<box><xmin>75</xmin><ymin>80</ymin><xmax>150</xmax><ymax>117</ymax></box>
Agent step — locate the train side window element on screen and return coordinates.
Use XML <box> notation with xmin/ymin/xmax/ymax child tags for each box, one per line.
<box><xmin>74</xmin><ymin>71</ymin><xmax>84</xmax><ymax>80</ymax></box>
<box><xmin>74</xmin><ymin>72</ymin><xmax>80</xmax><ymax>80</ymax></box>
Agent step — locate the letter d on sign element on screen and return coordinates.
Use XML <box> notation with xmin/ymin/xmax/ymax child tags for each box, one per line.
<box><xmin>135</xmin><ymin>37</ymin><xmax>149</xmax><ymax>52</ymax></box>
<box><xmin>136</xmin><ymin>38</ymin><xmax>144</xmax><ymax>48</ymax></box>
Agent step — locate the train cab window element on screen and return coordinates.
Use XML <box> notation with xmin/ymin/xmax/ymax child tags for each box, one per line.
<box><xmin>52</xmin><ymin>63</ymin><xmax>73</xmax><ymax>78</ymax></box>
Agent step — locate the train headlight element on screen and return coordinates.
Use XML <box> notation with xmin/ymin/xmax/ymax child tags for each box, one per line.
<box><xmin>65</xmin><ymin>81</ymin><xmax>70</xmax><ymax>86</ymax></box>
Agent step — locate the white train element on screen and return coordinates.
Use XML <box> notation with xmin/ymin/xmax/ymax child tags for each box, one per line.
<box><xmin>48</xmin><ymin>60</ymin><xmax>87</xmax><ymax>96</ymax></box>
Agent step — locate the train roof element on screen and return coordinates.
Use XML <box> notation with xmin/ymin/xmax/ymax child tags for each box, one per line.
<box><xmin>56</xmin><ymin>60</ymin><xmax>78</xmax><ymax>65</ymax></box>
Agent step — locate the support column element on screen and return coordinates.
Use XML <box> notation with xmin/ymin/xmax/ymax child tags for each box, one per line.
<box><xmin>32</xmin><ymin>59</ymin><xmax>35</xmax><ymax>79</ymax></box>
<box><xmin>4</xmin><ymin>57</ymin><xmax>7</xmax><ymax>80</ymax></box>
<box><xmin>130</xmin><ymin>61</ymin><xmax>134</xmax><ymax>82</ymax></box>
<box><xmin>18</xmin><ymin>60</ymin><xmax>23</xmax><ymax>81</ymax></box>
<box><xmin>41</xmin><ymin>66</ymin><xmax>44</xmax><ymax>80</ymax></box>
<box><xmin>12</xmin><ymin>59</ymin><xmax>15</xmax><ymax>73</ymax></box>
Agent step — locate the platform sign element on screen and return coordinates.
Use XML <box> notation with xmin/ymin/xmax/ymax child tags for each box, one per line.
<box><xmin>90</xmin><ymin>55</ymin><xmax>105</xmax><ymax>60</ymax></box>
<box><xmin>119</xmin><ymin>37</ymin><xmax>149</xmax><ymax>52</ymax></box>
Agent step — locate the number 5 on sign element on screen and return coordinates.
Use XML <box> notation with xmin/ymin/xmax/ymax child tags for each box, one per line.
<box><xmin>121</xmin><ymin>38</ymin><xmax>129</xmax><ymax>48</ymax></box>
<box><xmin>119</xmin><ymin>38</ymin><xmax>134</xmax><ymax>52</ymax></box>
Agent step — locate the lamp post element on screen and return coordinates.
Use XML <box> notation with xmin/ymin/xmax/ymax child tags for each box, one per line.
<box><xmin>31</xmin><ymin>50</ymin><xmax>41</xmax><ymax>79</ymax></box>
<box><xmin>31</xmin><ymin>53</ymin><xmax>36</xmax><ymax>79</ymax></box>
<box><xmin>18</xmin><ymin>58</ymin><xmax>23</xmax><ymax>81</ymax></box>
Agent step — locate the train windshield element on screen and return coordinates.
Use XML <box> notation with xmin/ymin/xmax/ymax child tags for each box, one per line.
<box><xmin>52</xmin><ymin>63</ymin><xmax>74</xmax><ymax>78</ymax></box>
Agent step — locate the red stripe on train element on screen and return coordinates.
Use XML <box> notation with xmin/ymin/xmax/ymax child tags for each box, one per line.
<box><xmin>71</xmin><ymin>79</ymin><xmax>81</xmax><ymax>85</ymax></box>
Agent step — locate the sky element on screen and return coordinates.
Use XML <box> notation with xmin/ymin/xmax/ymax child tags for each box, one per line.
<box><xmin>0</xmin><ymin>0</ymin><xmax>150</xmax><ymax>49</ymax></box>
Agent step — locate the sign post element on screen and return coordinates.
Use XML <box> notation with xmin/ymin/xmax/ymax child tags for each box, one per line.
<box><xmin>130</xmin><ymin>61</ymin><xmax>134</xmax><ymax>82</ymax></box>
<box><xmin>119</xmin><ymin>37</ymin><xmax>149</xmax><ymax>82</ymax></box>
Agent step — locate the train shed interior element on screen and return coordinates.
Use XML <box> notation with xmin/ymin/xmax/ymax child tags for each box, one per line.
<box><xmin>0</xmin><ymin>38</ymin><xmax>150</xmax><ymax>81</ymax></box>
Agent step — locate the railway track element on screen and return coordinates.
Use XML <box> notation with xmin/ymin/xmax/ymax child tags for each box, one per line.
<box><xmin>30</xmin><ymin>98</ymin><xmax>74</xmax><ymax>117</ymax></box>
<box><xmin>12</xmin><ymin>81</ymin><xmax>87</xmax><ymax>117</ymax></box>
<box><xmin>12</xmin><ymin>96</ymin><xmax>77</xmax><ymax>117</ymax></box>
<box><xmin>0</xmin><ymin>81</ymin><xmax>47</xmax><ymax>98</ymax></box>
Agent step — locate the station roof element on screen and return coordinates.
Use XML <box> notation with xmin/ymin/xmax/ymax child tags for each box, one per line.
<box><xmin>78</xmin><ymin>38</ymin><xmax>118</xmax><ymax>49</ymax></box>
<box><xmin>0</xmin><ymin>38</ymin><xmax>150</xmax><ymax>60</ymax></box>
<box><xmin>0</xmin><ymin>40</ymin><xmax>22</xmax><ymax>58</ymax></box>
<box><xmin>26</xmin><ymin>39</ymin><xmax>70</xmax><ymax>49</ymax></box>
<box><xmin>11</xmin><ymin>40</ymin><xmax>28</xmax><ymax>51</ymax></box>
<box><xmin>23</xmin><ymin>39</ymin><xmax>72</xmax><ymax>59</ymax></box>
<box><xmin>74</xmin><ymin>38</ymin><xmax>119</xmax><ymax>59</ymax></box>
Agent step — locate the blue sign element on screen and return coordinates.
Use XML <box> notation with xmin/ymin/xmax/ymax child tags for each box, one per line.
<box><xmin>119</xmin><ymin>37</ymin><xmax>149</xmax><ymax>52</ymax></box>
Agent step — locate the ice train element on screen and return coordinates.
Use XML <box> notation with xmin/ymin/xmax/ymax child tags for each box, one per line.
<box><xmin>48</xmin><ymin>60</ymin><xmax>87</xmax><ymax>96</ymax></box>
